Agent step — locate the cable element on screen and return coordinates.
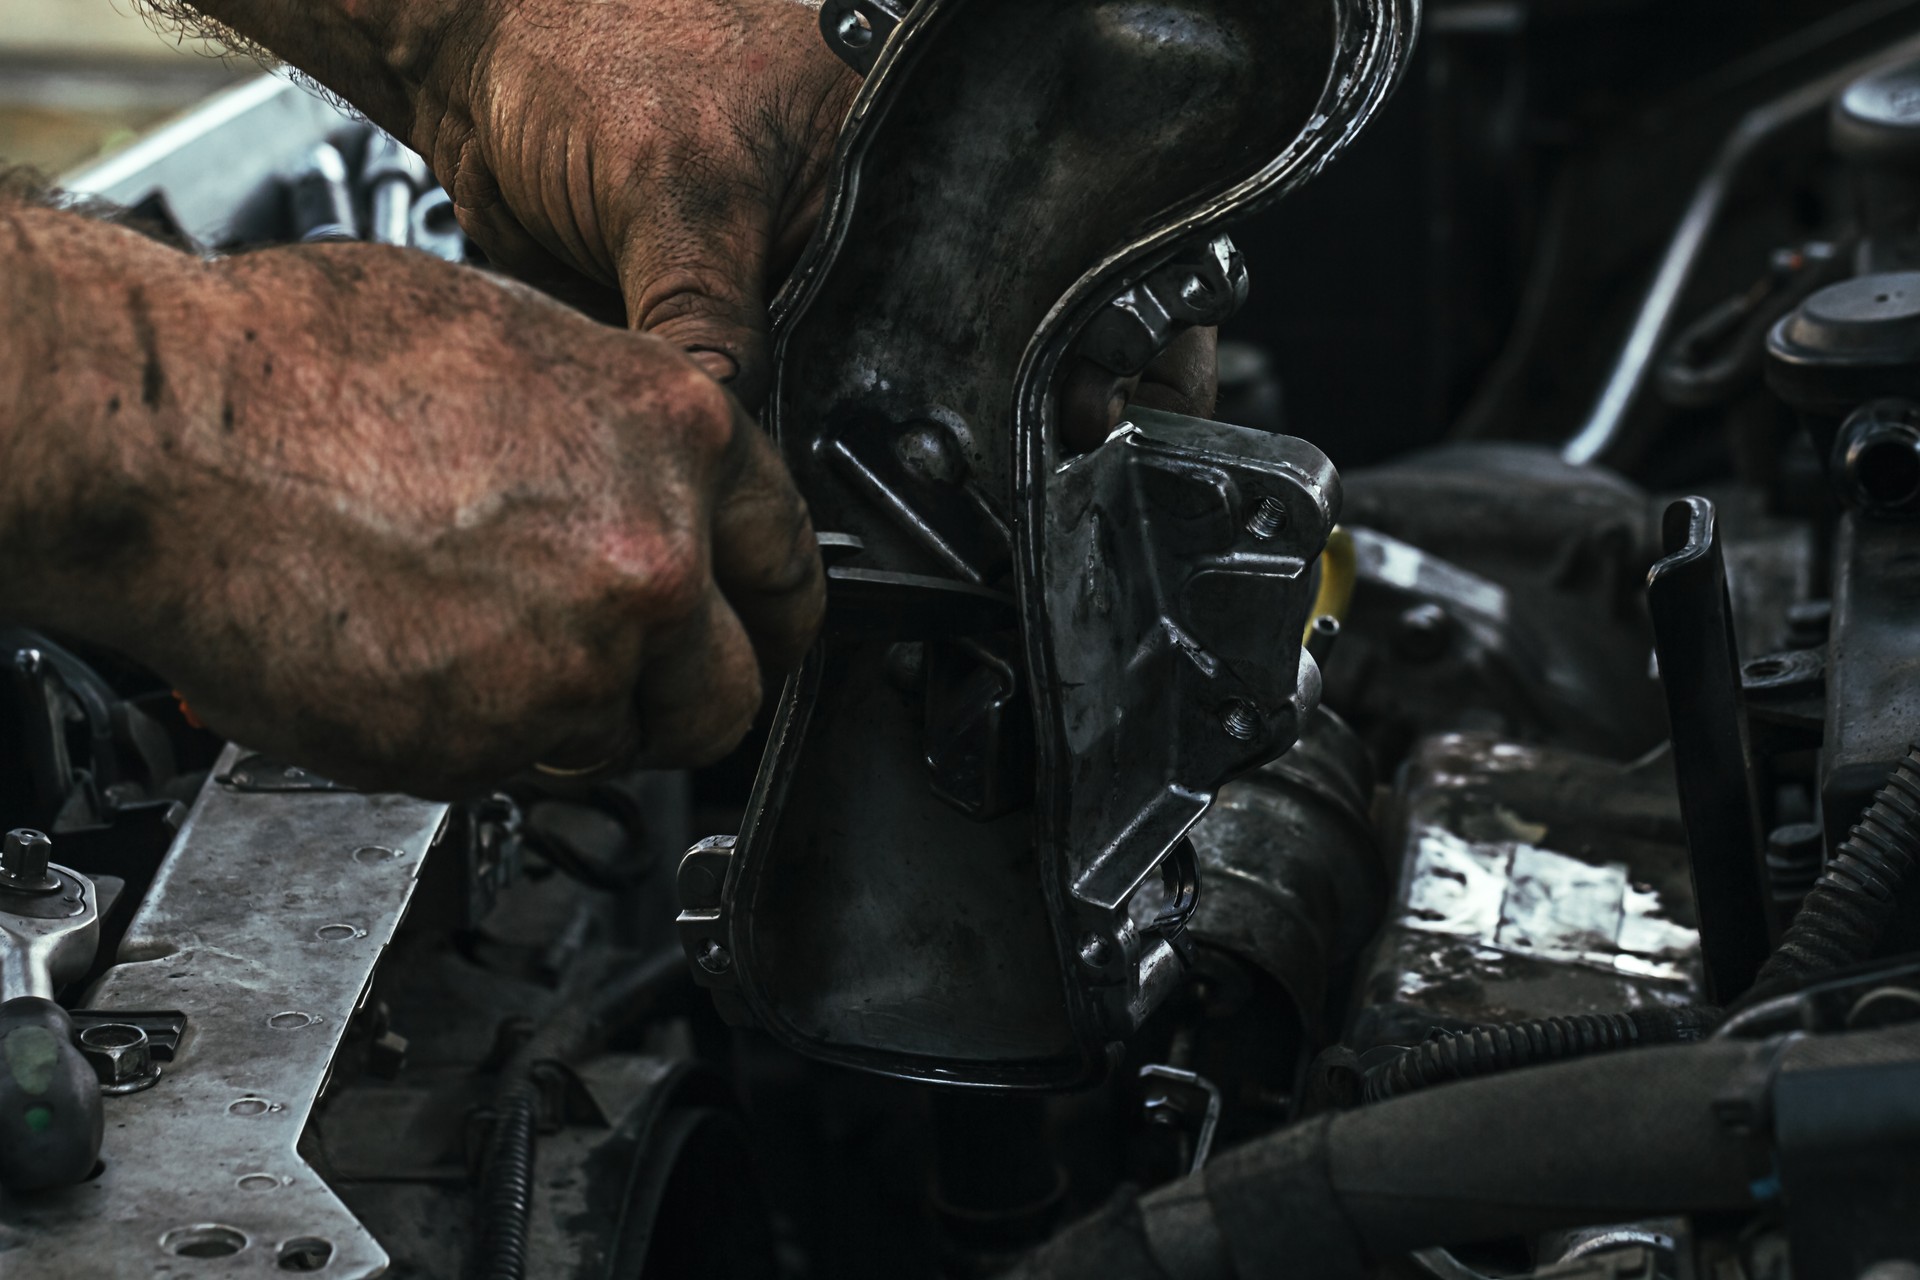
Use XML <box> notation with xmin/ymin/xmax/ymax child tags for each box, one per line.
<box><xmin>1361</xmin><ymin>1006</ymin><xmax>1720</xmax><ymax>1103</ymax></box>
<box><xmin>1742</xmin><ymin>743</ymin><xmax>1920</xmax><ymax>1006</ymax></box>
<box><xmin>467</xmin><ymin>950</ymin><xmax>690</xmax><ymax>1280</ymax></box>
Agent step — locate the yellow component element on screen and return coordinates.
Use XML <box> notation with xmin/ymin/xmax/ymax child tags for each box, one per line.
<box><xmin>1303</xmin><ymin>525</ymin><xmax>1356</xmax><ymax>641</ymax></box>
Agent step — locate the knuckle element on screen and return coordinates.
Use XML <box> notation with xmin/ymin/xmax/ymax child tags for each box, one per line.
<box><xmin>668</xmin><ymin>362</ymin><xmax>740</xmax><ymax>458</ymax></box>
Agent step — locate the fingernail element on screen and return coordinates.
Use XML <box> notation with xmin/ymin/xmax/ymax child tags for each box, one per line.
<box><xmin>686</xmin><ymin>346</ymin><xmax>740</xmax><ymax>384</ymax></box>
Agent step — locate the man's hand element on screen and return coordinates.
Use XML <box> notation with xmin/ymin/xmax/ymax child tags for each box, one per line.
<box><xmin>185</xmin><ymin>0</ymin><xmax>858</xmax><ymax>409</ymax></box>
<box><xmin>1</xmin><ymin>205</ymin><xmax>821</xmax><ymax>797</ymax></box>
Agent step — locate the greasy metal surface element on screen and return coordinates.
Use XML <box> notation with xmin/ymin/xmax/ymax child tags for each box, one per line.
<box><xmin>3</xmin><ymin>744</ymin><xmax>448</xmax><ymax>1278</ymax></box>
<box><xmin>1823</xmin><ymin>513</ymin><xmax>1920</xmax><ymax>851</ymax></box>
<box><xmin>1647</xmin><ymin>497</ymin><xmax>1775</xmax><ymax>1001</ymax></box>
<box><xmin>1352</xmin><ymin>734</ymin><xmax>1704</xmax><ymax>1050</ymax></box>
<box><xmin>1045</xmin><ymin>412</ymin><xmax>1333</xmax><ymax>912</ymax></box>
<box><xmin>722</xmin><ymin>0</ymin><xmax>1418</xmax><ymax>1087</ymax></box>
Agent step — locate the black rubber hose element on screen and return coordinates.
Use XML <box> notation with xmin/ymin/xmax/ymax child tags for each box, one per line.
<box><xmin>1000</xmin><ymin>1024</ymin><xmax>1920</xmax><ymax>1280</ymax></box>
<box><xmin>468</xmin><ymin>950</ymin><xmax>689</xmax><ymax>1280</ymax></box>
<box><xmin>1743</xmin><ymin>744</ymin><xmax>1920</xmax><ymax>1006</ymax></box>
<box><xmin>474</xmin><ymin>1084</ymin><xmax>538</xmax><ymax>1280</ymax></box>
<box><xmin>1361</xmin><ymin>1005</ymin><xmax>1720</xmax><ymax>1102</ymax></box>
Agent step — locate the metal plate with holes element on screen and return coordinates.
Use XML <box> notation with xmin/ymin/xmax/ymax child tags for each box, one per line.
<box><xmin>4</xmin><ymin>744</ymin><xmax>448</xmax><ymax>1278</ymax></box>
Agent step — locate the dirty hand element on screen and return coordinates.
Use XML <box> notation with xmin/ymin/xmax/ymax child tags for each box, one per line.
<box><xmin>3</xmin><ymin>205</ymin><xmax>822</xmax><ymax>796</ymax></box>
<box><xmin>182</xmin><ymin>0</ymin><xmax>858</xmax><ymax>408</ymax></box>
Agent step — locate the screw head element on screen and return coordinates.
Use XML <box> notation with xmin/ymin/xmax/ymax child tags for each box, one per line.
<box><xmin>835</xmin><ymin>8</ymin><xmax>874</xmax><ymax>48</ymax></box>
<box><xmin>695</xmin><ymin>938</ymin><xmax>733</xmax><ymax>975</ymax></box>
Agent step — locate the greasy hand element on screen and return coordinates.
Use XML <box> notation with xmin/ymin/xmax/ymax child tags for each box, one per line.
<box><xmin>409</xmin><ymin>0</ymin><xmax>859</xmax><ymax>407</ymax></box>
<box><xmin>132</xmin><ymin>246</ymin><xmax>821</xmax><ymax>797</ymax></box>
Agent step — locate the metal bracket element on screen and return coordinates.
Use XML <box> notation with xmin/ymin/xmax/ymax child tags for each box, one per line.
<box><xmin>709</xmin><ymin>0</ymin><xmax>1416</xmax><ymax>1087</ymax></box>
<box><xmin>1078</xmin><ymin>235</ymin><xmax>1250</xmax><ymax>377</ymax></box>
<box><xmin>1647</xmin><ymin>496</ymin><xmax>1776</xmax><ymax>1001</ymax></box>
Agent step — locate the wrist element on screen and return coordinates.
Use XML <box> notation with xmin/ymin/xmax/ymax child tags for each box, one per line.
<box><xmin>0</xmin><ymin>206</ymin><xmax>233</xmax><ymax>650</ymax></box>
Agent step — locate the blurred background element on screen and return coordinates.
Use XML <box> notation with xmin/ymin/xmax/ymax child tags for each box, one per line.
<box><xmin>0</xmin><ymin>0</ymin><xmax>243</xmax><ymax>175</ymax></box>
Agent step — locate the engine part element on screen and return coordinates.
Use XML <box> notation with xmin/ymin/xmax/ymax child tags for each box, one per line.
<box><xmin>1833</xmin><ymin>55</ymin><xmax>1920</xmax><ymax>274</ymax></box>
<box><xmin>75</xmin><ymin>1021</ymin><xmax>162</xmax><ymax>1095</ymax></box>
<box><xmin>1744</xmin><ymin>744</ymin><xmax>1920</xmax><ymax>1006</ymax></box>
<box><xmin>285</xmin><ymin>142</ymin><xmax>357</xmax><ymax>243</ymax></box>
<box><xmin>688</xmin><ymin>0</ymin><xmax>1416</xmax><ymax>1087</ymax></box>
<box><xmin>471</xmin><ymin>949</ymin><xmax>690</xmax><ymax>1280</ymax></box>
<box><xmin>1351</xmin><ymin>734</ymin><xmax>1704</xmax><ymax>1053</ymax></box>
<box><xmin>360</xmin><ymin>130</ymin><xmax>430</xmax><ymax>247</ymax></box>
<box><xmin>1359</xmin><ymin>1005</ymin><xmax>1719</xmax><ymax>1104</ymax></box>
<box><xmin>1824</xmin><ymin>511</ymin><xmax>1920</xmax><ymax>863</ymax></box>
<box><xmin>1186</xmin><ymin>706</ymin><xmax>1383</xmax><ymax>1041</ymax></box>
<box><xmin>1647</xmin><ymin>496</ymin><xmax>1777</xmax><ymax>1000</ymax></box>
<box><xmin>1768</xmin><ymin>272</ymin><xmax>1920</xmax><ymax>446</ymax></box>
<box><xmin>1565</xmin><ymin>31</ymin><xmax>1920</xmax><ymax>469</ymax></box>
<box><xmin>1832</xmin><ymin>399</ymin><xmax>1920</xmax><ymax>515</ymax></box>
<box><xmin>1003</xmin><ymin>1022</ymin><xmax>1920</xmax><ymax>1280</ymax></box>
<box><xmin>5</xmin><ymin>744</ymin><xmax>448</xmax><ymax>1277</ymax></box>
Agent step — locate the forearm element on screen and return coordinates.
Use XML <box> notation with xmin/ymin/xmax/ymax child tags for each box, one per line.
<box><xmin>0</xmin><ymin>201</ymin><xmax>233</xmax><ymax>651</ymax></box>
<box><xmin>179</xmin><ymin>0</ymin><xmax>479</xmax><ymax>142</ymax></box>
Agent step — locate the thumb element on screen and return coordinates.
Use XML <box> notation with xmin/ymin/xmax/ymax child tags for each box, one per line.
<box><xmin>616</xmin><ymin>202</ymin><xmax>777</xmax><ymax>410</ymax></box>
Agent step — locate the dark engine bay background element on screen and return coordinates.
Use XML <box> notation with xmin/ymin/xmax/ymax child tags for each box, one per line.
<box><xmin>6</xmin><ymin>0</ymin><xmax>1920</xmax><ymax>1277</ymax></box>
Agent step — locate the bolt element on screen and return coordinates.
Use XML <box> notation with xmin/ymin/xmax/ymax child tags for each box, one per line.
<box><xmin>835</xmin><ymin>8</ymin><xmax>874</xmax><ymax>48</ymax></box>
<box><xmin>1245</xmin><ymin>495</ymin><xmax>1288</xmax><ymax>540</ymax></box>
<box><xmin>1393</xmin><ymin>603</ymin><xmax>1454</xmax><ymax>663</ymax></box>
<box><xmin>78</xmin><ymin>1023</ymin><xmax>162</xmax><ymax>1094</ymax></box>
<box><xmin>1078</xmin><ymin>933</ymin><xmax>1113</xmax><ymax>968</ymax></box>
<box><xmin>695</xmin><ymin>938</ymin><xmax>733</xmax><ymax>975</ymax></box>
<box><xmin>1221</xmin><ymin>701</ymin><xmax>1261</xmax><ymax>741</ymax></box>
<box><xmin>0</xmin><ymin>829</ymin><xmax>58</xmax><ymax>893</ymax></box>
<box><xmin>894</xmin><ymin>422</ymin><xmax>966</xmax><ymax>486</ymax></box>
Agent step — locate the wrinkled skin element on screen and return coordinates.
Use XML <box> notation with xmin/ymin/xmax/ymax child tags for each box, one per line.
<box><xmin>6</xmin><ymin>0</ymin><xmax>1215</xmax><ymax>794</ymax></box>
<box><xmin>407</xmin><ymin>0</ymin><xmax>860</xmax><ymax>410</ymax></box>
<box><xmin>1</xmin><ymin>208</ymin><xmax>819</xmax><ymax>797</ymax></box>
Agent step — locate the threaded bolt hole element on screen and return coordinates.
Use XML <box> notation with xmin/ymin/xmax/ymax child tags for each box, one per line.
<box><xmin>1246</xmin><ymin>496</ymin><xmax>1287</xmax><ymax>540</ymax></box>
